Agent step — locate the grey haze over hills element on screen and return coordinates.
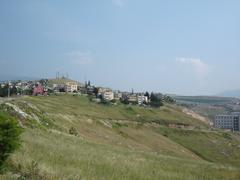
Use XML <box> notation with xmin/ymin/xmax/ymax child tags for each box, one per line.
<box><xmin>0</xmin><ymin>74</ymin><xmax>38</xmax><ymax>82</ymax></box>
<box><xmin>218</xmin><ymin>89</ymin><xmax>240</xmax><ymax>98</ymax></box>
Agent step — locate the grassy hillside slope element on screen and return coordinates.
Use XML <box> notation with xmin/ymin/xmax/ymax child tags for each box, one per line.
<box><xmin>174</xmin><ymin>96</ymin><xmax>235</xmax><ymax>104</ymax></box>
<box><xmin>174</xmin><ymin>96</ymin><xmax>240</xmax><ymax>121</ymax></box>
<box><xmin>1</xmin><ymin>95</ymin><xmax>240</xmax><ymax>179</ymax></box>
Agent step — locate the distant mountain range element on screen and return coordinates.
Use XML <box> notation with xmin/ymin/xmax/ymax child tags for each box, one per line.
<box><xmin>218</xmin><ymin>90</ymin><xmax>240</xmax><ymax>98</ymax></box>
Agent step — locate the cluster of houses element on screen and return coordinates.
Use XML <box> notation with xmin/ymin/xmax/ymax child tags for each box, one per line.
<box><xmin>0</xmin><ymin>80</ymin><xmax>48</xmax><ymax>96</ymax></box>
<box><xmin>51</xmin><ymin>80</ymin><xmax>151</xmax><ymax>105</ymax></box>
<box><xmin>0</xmin><ymin>79</ymin><xmax>81</xmax><ymax>96</ymax></box>
<box><xmin>0</xmin><ymin>79</ymin><xmax>149</xmax><ymax>105</ymax></box>
<box><xmin>23</xmin><ymin>77</ymin><xmax>148</xmax><ymax>105</ymax></box>
<box><xmin>0</xmin><ymin>78</ymin><xmax>174</xmax><ymax>106</ymax></box>
<box><xmin>99</xmin><ymin>91</ymin><xmax>152</xmax><ymax>105</ymax></box>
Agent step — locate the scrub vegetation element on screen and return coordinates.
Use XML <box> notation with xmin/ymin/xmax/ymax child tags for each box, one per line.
<box><xmin>0</xmin><ymin>95</ymin><xmax>240</xmax><ymax>179</ymax></box>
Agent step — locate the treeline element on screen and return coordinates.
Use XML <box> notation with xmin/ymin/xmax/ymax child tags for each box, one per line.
<box><xmin>0</xmin><ymin>84</ymin><xmax>32</xmax><ymax>97</ymax></box>
<box><xmin>0</xmin><ymin>85</ymin><xmax>17</xmax><ymax>97</ymax></box>
<box><xmin>145</xmin><ymin>92</ymin><xmax>175</xmax><ymax>107</ymax></box>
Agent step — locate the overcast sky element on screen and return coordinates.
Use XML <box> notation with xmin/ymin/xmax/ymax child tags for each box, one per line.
<box><xmin>0</xmin><ymin>0</ymin><xmax>239</xmax><ymax>95</ymax></box>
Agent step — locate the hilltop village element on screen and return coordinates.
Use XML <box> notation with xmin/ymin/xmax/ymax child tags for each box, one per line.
<box><xmin>0</xmin><ymin>77</ymin><xmax>175</xmax><ymax>107</ymax></box>
<box><xmin>2</xmin><ymin>77</ymin><xmax>239</xmax><ymax>132</ymax></box>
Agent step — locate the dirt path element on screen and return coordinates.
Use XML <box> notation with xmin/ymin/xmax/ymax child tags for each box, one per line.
<box><xmin>182</xmin><ymin>108</ymin><xmax>212</xmax><ymax>125</ymax></box>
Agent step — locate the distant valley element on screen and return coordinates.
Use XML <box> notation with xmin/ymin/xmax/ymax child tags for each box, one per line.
<box><xmin>218</xmin><ymin>89</ymin><xmax>240</xmax><ymax>98</ymax></box>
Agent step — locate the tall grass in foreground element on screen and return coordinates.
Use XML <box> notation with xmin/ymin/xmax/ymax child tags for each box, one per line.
<box><xmin>0</xmin><ymin>95</ymin><xmax>239</xmax><ymax>179</ymax></box>
<box><xmin>4</xmin><ymin>128</ymin><xmax>239</xmax><ymax>180</ymax></box>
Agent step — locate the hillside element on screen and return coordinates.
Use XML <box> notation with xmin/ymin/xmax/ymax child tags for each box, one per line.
<box><xmin>0</xmin><ymin>95</ymin><xmax>240</xmax><ymax>179</ymax></box>
<box><xmin>174</xmin><ymin>95</ymin><xmax>240</xmax><ymax>121</ymax></box>
<box><xmin>174</xmin><ymin>96</ymin><xmax>236</xmax><ymax>105</ymax></box>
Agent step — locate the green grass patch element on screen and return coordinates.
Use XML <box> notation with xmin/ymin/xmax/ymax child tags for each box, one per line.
<box><xmin>0</xmin><ymin>95</ymin><xmax>239</xmax><ymax>179</ymax></box>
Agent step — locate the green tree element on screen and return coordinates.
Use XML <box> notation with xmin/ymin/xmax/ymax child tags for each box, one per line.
<box><xmin>11</xmin><ymin>86</ymin><xmax>17</xmax><ymax>96</ymax></box>
<box><xmin>0</xmin><ymin>112</ymin><xmax>22</xmax><ymax>172</ymax></box>
<box><xmin>0</xmin><ymin>86</ymin><xmax>3</xmax><ymax>97</ymax></box>
<box><xmin>93</xmin><ymin>87</ymin><xmax>99</xmax><ymax>97</ymax></box>
<box><xmin>0</xmin><ymin>85</ymin><xmax>18</xmax><ymax>97</ymax></box>
<box><xmin>87</xmin><ymin>81</ymin><xmax>91</xmax><ymax>86</ymax></box>
<box><xmin>121</xmin><ymin>96</ymin><xmax>129</xmax><ymax>104</ymax></box>
<box><xmin>23</xmin><ymin>88</ymin><xmax>33</xmax><ymax>95</ymax></box>
<box><xmin>144</xmin><ymin>91</ymin><xmax>150</xmax><ymax>99</ymax></box>
<box><xmin>0</xmin><ymin>85</ymin><xmax>8</xmax><ymax>97</ymax></box>
<box><xmin>164</xmin><ymin>95</ymin><xmax>175</xmax><ymax>104</ymax></box>
<box><xmin>150</xmin><ymin>93</ymin><xmax>163</xmax><ymax>107</ymax></box>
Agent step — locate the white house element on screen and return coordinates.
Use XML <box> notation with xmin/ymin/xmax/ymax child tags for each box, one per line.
<box><xmin>137</xmin><ymin>95</ymin><xmax>148</xmax><ymax>105</ymax></box>
<box><xmin>102</xmin><ymin>90</ymin><xmax>114</xmax><ymax>101</ymax></box>
<box><xmin>65</xmin><ymin>82</ymin><xmax>78</xmax><ymax>92</ymax></box>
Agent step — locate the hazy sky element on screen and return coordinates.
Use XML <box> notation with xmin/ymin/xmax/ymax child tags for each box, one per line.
<box><xmin>0</xmin><ymin>0</ymin><xmax>239</xmax><ymax>95</ymax></box>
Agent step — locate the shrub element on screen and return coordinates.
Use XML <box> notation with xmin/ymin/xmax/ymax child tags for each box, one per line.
<box><xmin>0</xmin><ymin>111</ymin><xmax>22</xmax><ymax>172</ymax></box>
<box><xmin>17</xmin><ymin>160</ymin><xmax>47</xmax><ymax>180</ymax></box>
<box><xmin>100</xmin><ymin>99</ymin><xmax>110</xmax><ymax>105</ymax></box>
<box><xmin>69</xmin><ymin>127</ymin><xmax>78</xmax><ymax>136</ymax></box>
<box><xmin>150</xmin><ymin>93</ymin><xmax>163</xmax><ymax>108</ymax></box>
<box><xmin>121</xmin><ymin>98</ymin><xmax>129</xmax><ymax>105</ymax></box>
<box><xmin>110</xmin><ymin>99</ymin><xmax>117</xmax><ymax>103</ymax></box>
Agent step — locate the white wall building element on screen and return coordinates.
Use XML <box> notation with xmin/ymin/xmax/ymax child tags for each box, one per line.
<box><xmin>137</xmin><ymin>95</ymin><xmax>148</xmax><ymax>105</ymax></box>
<box><xmin>65</xmin><ymin>82</ymin><xmax>78</xmax><ymax>92</ymax></box>
<box><xmin>102</xmin><ymin>91</ymin><xmax>114</xmax><ymax>101</ymax></box>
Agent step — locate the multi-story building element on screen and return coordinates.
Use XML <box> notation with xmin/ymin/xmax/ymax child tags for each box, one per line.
<box><xmin>137</xmin><ymin>95</ymin><xmax>148</xmax><ymax>105</ymax></box>
<box><xmin>113</xmin><ymin>91</ymin><xmax>122</xmax><ymax>100</ymax></box>
<box><xmin>102</xmin><ymin>90</ymin><xmax>114</xmax><ymax>101</ymax></box>
<box><xmin>65</xmin><ymin>82</ymin><xmax>78</xmax><ymax>92</ymax></box>
<box><xmin>98</xmin><ymin>87</ymin><xmax>106</xmax><ymax>94</ymax></box>
<box><xmin>214</xmin><ymin>113</ymin><xmax>240</xmax><ymax>131</ymax></box>
<box><xmin>127</xmin><ymin>94</ymin><xmax>138</xmax><ymax>104</ymax></box>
